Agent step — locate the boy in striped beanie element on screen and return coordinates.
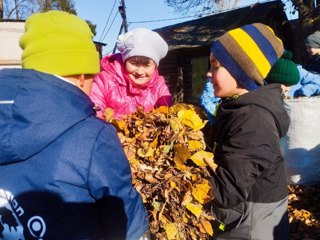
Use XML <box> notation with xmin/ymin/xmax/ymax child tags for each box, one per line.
<box><xmin>207</xmin><ymin>23</ymin><xmax>290</xmax><ymax>240</ymax></box>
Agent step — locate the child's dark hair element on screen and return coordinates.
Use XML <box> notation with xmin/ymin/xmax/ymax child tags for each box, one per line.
<box><xmin>126</xmin><ymin>56</ymin><xmax>154</xmax><ymax>66</ymax></box>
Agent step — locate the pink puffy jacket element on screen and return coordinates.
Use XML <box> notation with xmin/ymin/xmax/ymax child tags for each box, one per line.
<box><xmin>90</xmin><ymin>53</ymin><xmax>172</xmax><ymax>119</ymax></box>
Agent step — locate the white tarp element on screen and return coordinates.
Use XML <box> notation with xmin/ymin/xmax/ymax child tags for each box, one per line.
<box><xmin>281</xmin><ymin>97</ymin><xmax>320</xmax><ymax>185</ymax></box>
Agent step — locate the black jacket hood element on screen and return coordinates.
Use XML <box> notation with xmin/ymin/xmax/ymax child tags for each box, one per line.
<box><xmin>220</xmin><ymin>84</ymin><xmax>290</xmax><ymax>138</ymax></box>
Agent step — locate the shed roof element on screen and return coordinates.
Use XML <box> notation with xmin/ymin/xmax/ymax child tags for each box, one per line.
<box><xmin>155</xmin><ymin>0</ymin><xmax>287</xmax><ymax>50</ymax></box>
<box><xmin>0</xmin><ymin>21</ymin><xmax>25</xmax><ymax>66</ymax></box>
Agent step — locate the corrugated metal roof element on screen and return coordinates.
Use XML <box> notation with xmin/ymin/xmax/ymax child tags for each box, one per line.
<box><xmin>0</xmin><ymin>21</ymin><xmax>25</xmax><ymax>66</ymax></box>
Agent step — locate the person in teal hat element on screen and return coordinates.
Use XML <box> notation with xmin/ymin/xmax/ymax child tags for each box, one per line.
<box><xmin>0</xmin><ymin>10</ymin><xmax>148</xmax><ymax>240</ymax></box>
<box><xmin>267</xmin><ymin>50</ymin><xmax>320</xmax><ymax>98</ymax></box>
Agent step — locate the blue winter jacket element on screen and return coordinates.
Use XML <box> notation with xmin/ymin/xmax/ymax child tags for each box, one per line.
<box><xmin>200</xmin><ymin>78</ymin><xmax>220</xmax><ymax>124</ymax></box>
<box><xmin>290</xmin><ymin>65</ymin><xmax>320</xmax><ymax>97</ymax></box>
<box><xmin>0</xmin><ymin>69</ymin><xmax>148</xmax><ymax>240</ymax></box>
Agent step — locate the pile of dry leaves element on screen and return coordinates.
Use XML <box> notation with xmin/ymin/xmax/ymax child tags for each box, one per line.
<box><xmin>106</xmin><ymin>104</ymin><xmax>215</xmax><ymax>239</ymax></box>
<box><xmin>288</xmin><ymin>183</ymin><xmax>320</xmax><ymax>239</ymax></box>
<box><xmin>104</xmin><ymin>103</ymin><xmax>320</xmax><ymax>240</ymax></box>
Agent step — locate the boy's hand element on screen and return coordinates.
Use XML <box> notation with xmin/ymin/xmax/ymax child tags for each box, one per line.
<box><xmin>204</xmin><ymin>157</ymin><xmax>218</xmax><ymax>173</ymax></box>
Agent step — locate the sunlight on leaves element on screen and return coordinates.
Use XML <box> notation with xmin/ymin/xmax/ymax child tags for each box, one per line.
<box><xmin>165</xmin><ymin>223</ymin><xmax>178</xmax><ymax>240</ymax></box>
<box><xmin>192</xmin><ymin>179</ymin><xmax>211</xmax><ymax>204</ymax></box>
<box><xmin>190</xmin><ymin>150</ymin><xmax>213</xmax><ymax>167</ymax></box>
<box><xmin>186</xmin><ymin>203</ymin><xmax>203</xmax><ymax>218</ymax></box>
<box><xmin>177</xmin><ymin>109</ymin><xmax>207</xmax><ymax>131</ymax></box>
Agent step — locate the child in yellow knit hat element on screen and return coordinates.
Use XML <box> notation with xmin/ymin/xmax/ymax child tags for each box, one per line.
<box><xmin>206</xmin><ymin>23</ymin><xmax>290</xmax><ymax>239</ymax></box>
<box><xmin>0</xmin><ymin>10</ymin><xmax>148</xmax><ymax>239</ymax></box>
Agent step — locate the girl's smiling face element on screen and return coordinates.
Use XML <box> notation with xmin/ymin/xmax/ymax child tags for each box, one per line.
<box><xmin>207</xmin><ymin>53</ymin><xmax>248</xmax><ymax>98</ymax></box>
<box><xmin>125</xmin><ymin>57</ymin><xmax>156</xmax><ymax>85</ymax></box>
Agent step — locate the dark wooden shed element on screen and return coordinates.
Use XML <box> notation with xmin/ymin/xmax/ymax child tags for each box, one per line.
<box><xmin>155</xmin><ymin>0</ymin><xmax>294</xmax><ymax>105</ymax></box>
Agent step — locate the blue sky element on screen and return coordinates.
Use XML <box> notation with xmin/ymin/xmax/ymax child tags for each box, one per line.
<box><xmin>75</xmin><ymin>0</ymin><xmax>296</xmax><ymax>56</ymax></box>
<box><xmin>75</xmin><ymin>0</ymin><xmax>198</xmax><ymax>55</ymax></box>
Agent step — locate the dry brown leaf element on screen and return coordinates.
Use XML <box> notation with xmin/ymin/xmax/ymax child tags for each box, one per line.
<box><xmin>173</xmin><ymin>144</ymin><xmax>190</xmax><ymax>170</ymax></box>
<box><xmin>156</xmin><ymin>105</ymin><xmax>169</xmax><ymax>114</ymax></box>
<box><xmin>186</xmin><ymin>203</ymin><xmax>203</xmax><ymax>218</ymax></box>
<box><xmin>188</xmin><ymin>140</ymin><xmax>204</xmax><ymax>151</ymax></box>
<box><xmin>178</xmin><ymin>109</ymin><xmax>208</xmax><ymax>131</ymax></box>
<box><xmin>164</xmin><ymin>223</ymin><xmax>178</xmax><ymax>240</ymax></box>
<box><xmin>103</xmin><ymin>107</ymin><xmax>114</xmax><ymax>122</ymax></box>
<box><xmin>192</xmin><ymin>180</ymin><xmax>211</xmax><ymax>204</ymax></box>
<box><xmin>201</xmin><ymin>219</ymin><xmax>214</xmax><ymax>236</ymax></box>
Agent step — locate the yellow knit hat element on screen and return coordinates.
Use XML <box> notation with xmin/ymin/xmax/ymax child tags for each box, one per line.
<box><xmin>19</xmin><ymin>10</ymin><xmax>99</xmax><ymax>76</ymax></box>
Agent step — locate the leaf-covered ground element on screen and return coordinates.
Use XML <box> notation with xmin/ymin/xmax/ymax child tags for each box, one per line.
<box><xmin>288</xmin><ymin>183</ymin><xmax>320</xmax><ymax>240</ymax></box>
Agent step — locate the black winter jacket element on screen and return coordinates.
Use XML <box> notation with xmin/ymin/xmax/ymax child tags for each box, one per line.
<box><xmin>210</xmin><ymin>84</ymin><xmax>290</xmax><ymax>240</ymax></box>
<box><xmin>305</xmin><ymin>56</ymin><xmax>320</xmax><ymax>74</ymax></box>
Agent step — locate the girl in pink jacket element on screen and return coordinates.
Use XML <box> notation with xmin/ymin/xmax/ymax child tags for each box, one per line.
<box><xmin>90</xmin><ymin>28</ymin><xmax>173</xmax><ymax>119</ymax></box>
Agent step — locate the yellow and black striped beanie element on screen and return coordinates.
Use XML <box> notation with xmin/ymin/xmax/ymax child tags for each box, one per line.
<box><xmin>211</xmin><ymin>23</ymin><xmax>284</xmax><ymax>90</ymax></box>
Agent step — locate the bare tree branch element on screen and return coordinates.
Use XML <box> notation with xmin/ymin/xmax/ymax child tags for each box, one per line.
<box><xmin>2</xmin><ymin>0</ymin><xmax>76</xmax><ymax>19</ymax></box>
<box><xmin>164</xmin><ymin>0</ymin><xmax>234</xmax><ymax>15</ymax></box>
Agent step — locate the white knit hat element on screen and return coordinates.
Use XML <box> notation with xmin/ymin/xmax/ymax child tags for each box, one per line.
<box><xmin>116</xmin><ymin>28</ymin><xmax>168</xmax><ymax>66</ymax></box>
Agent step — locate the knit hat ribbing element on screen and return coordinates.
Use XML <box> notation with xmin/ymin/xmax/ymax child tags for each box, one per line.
<box><xmin>19</xmin><ymin>10</ymin><xmax>100</xmax><ymax>76</ymax></box>
<box><xmin>267</xmin><ymin>50</ymin><xmax>300</xmax><ymax>86</ymax></box>
<box><xmin>210</xmin><ymin>23</ymin><xmax>284</xmax><ymax>90</ymax></box>
<box><xmin>116</xmin><ymin>28</ymin><xmax>168</xmax><ymax>66</ymax></box>
<box><xmin>305</xmin><ymin>31</ymin><xmax>320</xmax><ymax>48</ymax></box>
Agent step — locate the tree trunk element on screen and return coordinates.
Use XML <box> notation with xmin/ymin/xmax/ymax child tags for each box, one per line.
<box><xmin>0</xmin><ymin>0</ymin><xmax>3</xmax><ymax>19</ymax></box>
<box><xmin>290</xmin><ymin>0</ymin><xmax>320</xmax><ymax>63</ymax></box>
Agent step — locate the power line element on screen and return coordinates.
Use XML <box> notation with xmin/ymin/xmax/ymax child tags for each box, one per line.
<box><xmin>127</xmin><ymin>15</ymin><xmax>197</xmax><ymax>24</ymax></box>
<box><xmin>100</xmin><ymin>10</ymin><xmax>119</xmax><ymax>43</ymax></box>
<box><xmin>98</xmin><ymin>0</ymin><xmax>117</xmax><ymax>42</ymax></box>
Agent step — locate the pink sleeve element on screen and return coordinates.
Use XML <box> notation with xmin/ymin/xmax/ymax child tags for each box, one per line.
<box><xmin>90</xmin><ymin>72</ymin><xmax>108</xmax><ymax>119</ymax></box>
<box><xmin>155</xmin><ymin>76</ymin><xmax>173</xmax><ymax>106</ymax></box>
<box><xmin>155</xmin><ymin>95</ymin><xmax>173</xmax><ymax>107</ymax></box>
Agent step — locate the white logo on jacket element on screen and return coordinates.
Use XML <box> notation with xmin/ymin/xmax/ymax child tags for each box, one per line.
<box><xmin>0</xmin><ymin>190</ymin><xmax>46</xmax><ymax>239</ymax></box>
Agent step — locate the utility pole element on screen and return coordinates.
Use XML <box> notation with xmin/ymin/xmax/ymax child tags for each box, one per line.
<box><xmin>119</xmin><ymin>0</ymin><xmax>128</xmax><ymax>33</ymax></box>
<box><xmin>112</xmin><ymin>0</ymin><xmax>128</xmax><ymax>54</ymax></box>
<box><xmin>14</xmin><ymin>0</ymin><xmax>19</xmax><ymax>19</ymax></box>
<box><xmin>113</xmin><ymin>0</ymin><xmax>128</xmax><ymax>54</ymax></box>
<box><xmin>113</xmin><ymin>24</ymin><xmax>124</xmax><ymax>54</ymax></box>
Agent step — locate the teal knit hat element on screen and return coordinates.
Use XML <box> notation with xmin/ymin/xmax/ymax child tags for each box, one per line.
<box><xmin>266</xmin><ymin>50</ymin><xmax>300</xmax><ymax>86</ymax></box>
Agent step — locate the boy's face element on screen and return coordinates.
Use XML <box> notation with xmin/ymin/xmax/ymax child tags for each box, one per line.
<box><xmin>82</xmin><ymin>76</ymin><xmax>94</xmax><ymax>95</ymax></box>
<box><xmin>207</xmin><ymin>53</ymin><xmax>247</xmax><ymax>98</ymax></box>
<box><xmin>306</xmin><ymin>45</ymin><xmax>320</xmax><ymax>56</ymax></box>
<box><xmin>125</xmin><ymin>58</ymin><xmax>156</xmax><ymax>85</ymax></box>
